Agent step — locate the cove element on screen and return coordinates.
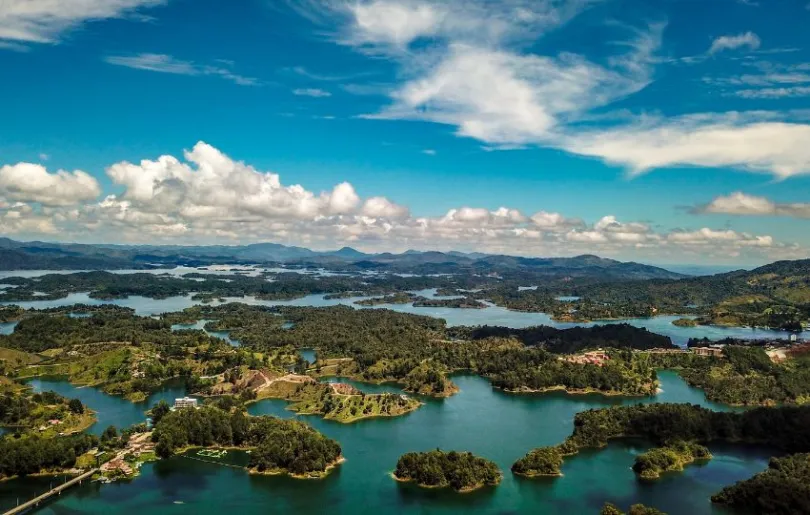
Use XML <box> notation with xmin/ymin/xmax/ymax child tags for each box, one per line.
<box><xmin>8</xmin><ymin>371</ymin><xmax>772</xmax><ymax>515</ymax></box>
<box><xmin>2</xmin><ymin>292</ymin><xmax>801</xmax><ymax>346</ymax></box>
<box><xmin>23</xmin><ymin>377</ymin><xmax>191</xmax><ymax>436</ymax></box>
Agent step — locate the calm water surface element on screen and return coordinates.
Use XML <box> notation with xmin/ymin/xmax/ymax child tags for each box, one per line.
<box><xmin>23</xmin><ymin>377</ymin><xmax>191</xmax><ymax>435</ymax></box>
<box><xmin>0</xmin><ymin>272</ymin><xmax>791</xmax><ymax>514</ymax></box>
<box><xmin>1</xmin><ymin>292</ymin><xmax>800</xmax><ymax>346</ymax></box>
<box><xmin>1</xmin><ymin>371</ymin><xmax>770</xmax><ymax>515</ymax></box>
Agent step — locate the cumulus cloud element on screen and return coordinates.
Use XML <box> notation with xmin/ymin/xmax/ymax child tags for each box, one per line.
<box><xmin>0</xmin><ymin>0</ymin><xmax>164</xmax><ymax>46</ymax></box>
<box><xmin>0</xmin><ymin>143</ymin><xmax>799</xmax><ymax>263</ymax></box>
<box><xmin>361</xmin><ymin>196</ymin><xmax>410</xmax><ymax>218</ymax></box>
<box><xmin>0</xmin><ymin>163</ymin><xmax>101</xmax><ymax>206</ymax></box>
<box><xmin>708</xmin><ymin>31</ymin><xmax>761</xmax><ymax>54</ymax></box>
<box><xmin>105</xmin><ymin>53</ymin><xmax>258</xmax><ymax>86</ymax></box>
<box><xmin>694</xmin><ymin>192</ymin><xmax>810</xmax><ymax>219</ymax></box>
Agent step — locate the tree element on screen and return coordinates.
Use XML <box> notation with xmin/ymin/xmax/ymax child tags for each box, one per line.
<box><xmin>68</xmin><ymin>398</ymin><xmax>84</xmax><ymax>414</ymax></box>
<box><xmin>150</xmin><ymin>400</ymin><xmax>171</xmax><ymax>425</ymax></box>
<box><xmin>102</xmin><ymin>425</ymin><xmax>118</xmax><ymax>442</ymax></box>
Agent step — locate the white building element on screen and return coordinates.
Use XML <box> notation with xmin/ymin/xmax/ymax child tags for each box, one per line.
<box><xmin>173</xmin><ymin>397</ymin><xmax>199</xmax><ymax>409</ymax></box>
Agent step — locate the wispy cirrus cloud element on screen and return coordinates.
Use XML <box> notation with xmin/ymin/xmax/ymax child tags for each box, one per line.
<box><xmin>292</xmin><ymin>87</ymin><xmax>332</xmax><ymax>97</ymax></box>
<box><xmin>289</xmin><ymin>1</ymin><xmax>810</xmax><ymax>178</ymax></box>
<box><xmin>705</xmin><ymin>61</ymin><xmax>810</xmax><ymax>99</ymax></box>
<box><xmin>0</xmin><ymin>0</ymin><xmax>165</xmax><ymax>47</ymax></box>
<box><xmin>104</xmin><ymin>53</ymin><xmax>259</xmax><ymax>86</ymax></box>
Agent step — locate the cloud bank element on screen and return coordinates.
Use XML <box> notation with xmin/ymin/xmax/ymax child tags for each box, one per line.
<box><xmin>0</xmin><ymin>142</ymin><xmax>801</xmax><ymax>263</ymax></box>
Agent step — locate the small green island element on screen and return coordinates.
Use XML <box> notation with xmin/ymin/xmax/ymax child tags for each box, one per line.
<box><xmin>632</xmin><ymin>440</ymin><xmax>712</xmax><ymax>479</ymax></box>
<box><xmin>393</xmin><ymin>449</ymin><xmax>502</xmax><ymax>492</ymax></box>
<box><xmin>601</xmin><ymin>503</ymin><xmax>667</xmax><ymax>515</ymax></box>
<box><xmin>154</xmin><ymin>405</ymin><xmax>343</xmax><ymax>479</ymax></box>
<box><xmin>511</xmin><ymin>446</ymin><xmax>567</xmax><ymax>477</ymax></box>
<box><xmin>671</xmin><ymin>318</ymin><xmax>698</xmax><ymax>327</ymax></box>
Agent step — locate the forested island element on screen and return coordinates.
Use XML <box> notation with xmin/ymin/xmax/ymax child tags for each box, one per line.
<box><xmin>393</xmin><ymin>450</ymin><xmax>502</xmax><ymax>492</ymax></box>
<box><xmin>152</xmin><ymin>405</ymin><xmax>343</xmax><ymax>478</ymax></box>
<box><xmin>632</xmin><ymin>440</ymin><xmax>712</xmax><ymax>479</ymax></box>
<box><xmin>514</xmin><ymin>403</ymin><xmax>810</xmax><ymax>513</ymax></box>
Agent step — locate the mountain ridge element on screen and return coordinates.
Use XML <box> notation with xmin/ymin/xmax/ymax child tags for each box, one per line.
<box><xmin>0</xmin><ymin>237</ymin><xmax>682</xmax><ymax>279</ymax></box>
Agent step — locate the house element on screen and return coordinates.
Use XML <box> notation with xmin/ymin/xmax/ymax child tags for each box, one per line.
<box><xmin>693</xmin><ymin>345</ymin><xmax>725</xmax><ymax>358</ymax></box>
<box><xmin>173</xmin><ymin>397</ymin><xmax>199</xmax><ymax>410</ymax></box>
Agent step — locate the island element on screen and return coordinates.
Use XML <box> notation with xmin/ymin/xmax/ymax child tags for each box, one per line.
<box><xmin>513</xmin><ymin>403</ymin><xmax>810</xmax><ymax>512</ymax></box>
<box><xmin>601</xmin><ymin>503</ymin><xmax>667</xmax><ymax>515</ymax></box>
<box><xmin>153</xmin><ymin>405</ymin><xmax>343</xmax><ymax>479</ymax></box>
<box><xmin>632</xmin><ymin>440</ymin><xmax>712</xmax><ymax>479</ymax></box>
<box><xmin>511</xmin><ymin>446</ymin><xmax>567</xmax><ymax>477</ymax></box>
<box><xmin>251</xmin><ymin>374</ymin><xmax>422</xmax><ymax>423</ymax></box>
<box><xmin>393</xmin><ymin>449</ymin><xmax>502</xmax><ymax>492</ymax></box>
<box><xmin>711</xmin><ymin>453</ymin><xmax>810</xmax><ymax>514</ymax></box>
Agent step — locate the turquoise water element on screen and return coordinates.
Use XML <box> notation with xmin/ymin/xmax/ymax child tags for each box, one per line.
<box><xmin>299</xmin><ymin>348</ymin><xmax>316</xmax><ymax>363</ymax></box>
<box><xmin>1</xmin><ymin>292</ymin><xmax>800</xmax><ymax>346</ymax></box>
<box><xmin>170</xmin><ymin>320</ymin><xmax>240</xmax><ymax>346</ymax></box>
<box><xmin>0</xmin><ymin>321</ymin><xmax>17</xmax><ymax>335</ymax></box>
<box><xmin>24</xmin><ymin>377</ymin><xmax>191</xmax><ymax>435</ymax></box>
<box><xmin>4</xmin><ymin>371</ymin><xmax>769</xmax><ymax>514</ymax></box>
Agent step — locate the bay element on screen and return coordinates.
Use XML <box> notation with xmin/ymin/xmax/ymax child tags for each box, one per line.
<box><xmin>3</xmin><ymin>371</ymin><xmax>770</xmax><ymax>515</ymax></box>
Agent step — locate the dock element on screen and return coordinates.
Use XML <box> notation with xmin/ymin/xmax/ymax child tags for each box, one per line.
<box><xmin>2</xmin><ymin>468</ymin><xmax>98</xmax><ymax>515</ymax></box>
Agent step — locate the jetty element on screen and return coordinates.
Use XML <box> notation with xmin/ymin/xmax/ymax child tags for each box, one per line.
<box><xmin>2</xmin><ymin>468</ymin><xmax>98</xmax><ymax>515</ymax></box>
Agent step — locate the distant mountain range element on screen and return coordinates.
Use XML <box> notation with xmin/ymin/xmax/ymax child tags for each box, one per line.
<box><xmin>0</xmin><ymin>237</ymin><xmax>685</xmax><ymax>279</ymax></box>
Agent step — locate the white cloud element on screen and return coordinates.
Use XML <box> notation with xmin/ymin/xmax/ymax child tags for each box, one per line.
<box><xmin>361</xmin><ymin>196</ymin><xmax>410</xmax><ymax>218</ymax></box>
<box><xmin>422</xmin><ymin>149</ymin><xmax>436</xmax><ymax>156</ymax></box>
<box><xmin>0</xmin><ymin>143</ymin><xmax>800</xmax><ymax>262</ymax></box>
<box><xmin>0</xmin><ymin>162</ymin><xmax>101</xmax><ymax>206</ymax></box>
<box><xmin>338</xmin><ymin>0</ymin><xmax>578</xmax><ymax>52</ymax></box>
<box><xmin>668</xmin><ymin>228</ymin><xmax>773</xmax><ymax>247</ymax></box>
<box><xmin>293</xmin><ymin>88</ymin><xmax>332</xmax><ymax>97</ymax></box>
<box><xmin>708</xmin><ymin>32</ymin><xmax>761</xmax><ymax>54</ymax></box>
<box><xmin>561</xmin><ymin>115</ymin><xmax>810</xmax><ymax>178</ymax></box>
<box><xmin>0</xmin><ymin>0</ymin><xmax>164</xmax><ymax>45</ymax></box>
<box><xmin>736</xmin><ymin>86</ymin><xmax>810</xmax><ymax>99</ymax></box>
<box><xmin>348</xmin><ymin>1</ymin><xmax>442</xmax><ymax>48</ymax></box>
<box><xmin>696</xmin><ymin>192</ymin><xmax>810</xmax><ymax>219</ymax></box>
<box><xmin>312</xmin><ymin>2</ymin><xmax>810</xmax><ymax>179</ymax></box>
<box><xmin>105</xmin><ymin>53</ymin><xmax>258</xmax><ymax>86</ymax></box>
<box><xmin>370</xmin><ymin>27</ymin><xmax>659</xmax><ymax>145</ymax></box>
<box><xmin>530</xmin><ymin>211</ymin><xmax>583</xmax><ymax>231</ymax></box>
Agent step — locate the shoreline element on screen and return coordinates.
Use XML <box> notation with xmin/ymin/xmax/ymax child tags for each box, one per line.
<box><xmin>390</xmin><ymin>472</ymin><xmax>498</xmax><ymax>493</ymax></box>
<box><xmin>249</xmin><ymin>456</ymin><xmax>346</xmax><ymax>480</ymax></box>
<box><xmin>501</xmin><ymin>384</ymin><xmax>656</xmax><ymax>398</ymax></box>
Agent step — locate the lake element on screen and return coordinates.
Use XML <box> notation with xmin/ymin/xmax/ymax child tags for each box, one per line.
<box><xmin>1</xmin><ymin>291</ymin><xmax>801</xmax><ymax>347</ymax></box>
<box><xmin>1</xmin><ymin>371</ymin><xmax>770</xmax><ymax>514</ymax></box>
<box><xmin>23</xmin><ymin>377</ymin><xmax>191</xmax><ymax>435</ymax></box>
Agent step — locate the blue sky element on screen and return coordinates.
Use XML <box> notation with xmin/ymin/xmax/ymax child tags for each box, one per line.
<box><xmin>1</xmin><ymin>0</ymin><xmax>809</xmax><ymax>265</ymax></box>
